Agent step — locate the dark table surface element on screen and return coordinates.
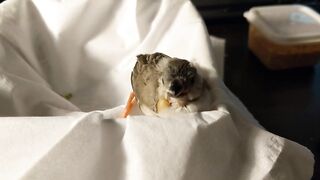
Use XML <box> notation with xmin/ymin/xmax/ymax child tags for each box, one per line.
<box><xmin>206</xmin><ymin>20</ymin><xmax>320</xmax><ymax>179</ymax></box>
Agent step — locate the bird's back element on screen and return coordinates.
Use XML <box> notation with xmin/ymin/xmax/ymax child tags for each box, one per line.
<box><xmin>131</xmin><ymin>53</ymin><xmax>169</xmax><ymax>112</ymax></box>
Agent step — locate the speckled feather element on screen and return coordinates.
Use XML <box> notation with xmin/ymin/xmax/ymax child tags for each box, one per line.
<box><xmin>131</xmin><ymin>53</ymin><xmax>169</xmax><ymax>112</ymax></box>
<box><xmin>131</xmin><ymin>52</ymin><xmax>211</xmax><ymax>115</ymax></box>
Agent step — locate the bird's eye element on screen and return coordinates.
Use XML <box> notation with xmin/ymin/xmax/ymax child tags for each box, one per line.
<box><xmin>169</xmin><ymin>79</ymin><xmax>183</xmax><ymax>97</ymax></box>
<box><xmin>190</xmin><ymin>76</ymin><xmax>195</xmax><ymax>84</ymax></box>
<box><xmin>187</xmin><ymin>70</ymin><xmax>195</xmax><ymax>78</ymax></box>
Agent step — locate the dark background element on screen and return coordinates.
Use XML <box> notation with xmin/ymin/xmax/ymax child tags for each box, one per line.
<box><xmin>192</xmin><ymin>0</ymin><xmax>320</xmax><ymax>179</ymax></box>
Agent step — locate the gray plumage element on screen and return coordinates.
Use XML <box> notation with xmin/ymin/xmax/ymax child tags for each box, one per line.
<box><xmin>131</xmin><ymin>52</ymin><xmax>212</xmax><ymax>115</ymax></box>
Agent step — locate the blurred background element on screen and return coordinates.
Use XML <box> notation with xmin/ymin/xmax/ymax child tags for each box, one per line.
<box><xmin>193</xmin><ymin>0</ymin><xmax>319</xmax><ymax>20</ymax></box>
<box><xmin>192</xmin><ymin>0</ymin><xmax>320</xmax><ymax>179</ymax></box>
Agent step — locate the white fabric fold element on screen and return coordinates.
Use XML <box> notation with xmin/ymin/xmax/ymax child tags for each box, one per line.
<box><xmin>0</xmin><ymin>0</ymin><xmax>314</xmax><ymax>179</ymax></box>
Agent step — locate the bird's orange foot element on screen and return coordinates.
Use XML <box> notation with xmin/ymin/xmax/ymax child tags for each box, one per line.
<box><xmin>121</xmin><ymin>92</ymin><xmax>136</xmax><ymax>118</ymax></box>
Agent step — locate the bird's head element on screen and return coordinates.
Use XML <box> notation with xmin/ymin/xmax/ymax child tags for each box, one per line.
<box><xmin>161</xmin><ymin>59</ymin><xmax>197</xmax><ymax>98</ymax></box>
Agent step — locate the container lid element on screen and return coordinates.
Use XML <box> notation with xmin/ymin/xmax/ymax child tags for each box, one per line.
<box><xmin>244</xmin><ymin>5</ymin><xmax>320</xmax><ymax>44</ymax></box>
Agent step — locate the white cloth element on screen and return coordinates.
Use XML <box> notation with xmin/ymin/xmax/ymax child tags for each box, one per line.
<box><xmin>0</xmin><ymin>0</ymin><xmax>314</xmax><ymax>179</ymax></box>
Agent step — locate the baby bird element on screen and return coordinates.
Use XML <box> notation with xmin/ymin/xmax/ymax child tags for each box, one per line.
<box><xmin>122</xmin><ymin>52</ymin><xmax>214</xmax><ymax>117</ymax></box>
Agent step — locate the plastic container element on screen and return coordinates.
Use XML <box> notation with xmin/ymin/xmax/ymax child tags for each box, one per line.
<box><xmin>244</xmin><ymin>5</ymin><xmax>320</xmax><ymax>70</ymax></box>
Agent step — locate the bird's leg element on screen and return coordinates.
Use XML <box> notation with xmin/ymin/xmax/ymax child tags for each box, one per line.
<box><xmin>121</xmin><ymin>92</ymin><xmax>137</xmax><ymax>118</ymax></box>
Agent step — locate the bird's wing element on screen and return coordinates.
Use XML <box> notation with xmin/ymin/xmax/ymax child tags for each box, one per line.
<box><xmin>131</xmin><ymin>55</ymin><xmax>163</xmax><ymax>112</ymax></box>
